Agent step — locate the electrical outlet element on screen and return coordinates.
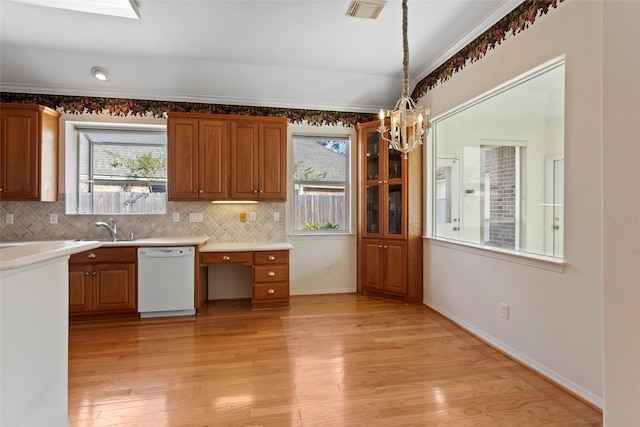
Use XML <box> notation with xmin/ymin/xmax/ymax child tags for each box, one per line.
<box><xmin>239</xmin><ymin>212</ymin><xmax>247</xmax><ymax>222</ymax></box>
<box><xmin>189</xmin><ymin>212</ymin><xmax>203</xmax><ymax>223</ymax></box>
<box><xmin>500</xmin><ymin>303</ymin><xmax>510</xmax><ymax>320</ymax></box>
<box><xmin>172</xmin><ymin>213</ymin><xmax>180</xmax><ymax>222</ymax></box>
<box><xmin>49</xmin><ymin>214</ymin><xmax>58</xmax><ymax>224</ymax></box>
<box><xmin>325</xmin><ymin>264</ymin><xmax>331</xmax><ymax>274</ymax></box>
<box><xmin>6</xmin><ymin>213</ymin><xmax>14</xmax><ymax>224</ymax></box>
<box><xmin>249</xmin><ymin>212</ymin><xmax>257</xmax><ymax>222</ymax></box>
<box><xmin>273</xmin><ymin>212</ymin><xmax>280</xmax><ymax>222</ymax></box>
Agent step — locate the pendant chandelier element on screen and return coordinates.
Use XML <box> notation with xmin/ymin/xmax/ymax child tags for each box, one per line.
<box><xmin>378</xmin><ymin>0</ymin><xmax>430</xmax><ymax>158</ymax></box>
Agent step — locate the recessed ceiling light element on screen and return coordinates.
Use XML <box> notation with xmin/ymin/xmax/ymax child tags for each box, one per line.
<box><xmin>91</xmin><ymin>66</ymin><xmax>110</xmax><ymax>82</ymax></box>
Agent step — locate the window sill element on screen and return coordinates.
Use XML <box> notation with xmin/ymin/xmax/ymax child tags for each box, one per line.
<box><xmin>424</xmin><ymin>236</ymin><xmax>566</xmax><ymax>273</ymax></box>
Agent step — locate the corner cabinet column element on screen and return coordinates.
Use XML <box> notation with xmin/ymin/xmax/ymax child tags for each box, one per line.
<box><xmin>357</xmin><ymin>120</ymin><xmax>423</xmax><ymax>303</ymax></box>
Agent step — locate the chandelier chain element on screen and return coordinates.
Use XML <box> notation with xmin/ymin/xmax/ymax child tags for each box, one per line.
<box><xmin>402</xmin><ymin>0</ymin><xmax>409</xmax><ymax>99</ymax></box>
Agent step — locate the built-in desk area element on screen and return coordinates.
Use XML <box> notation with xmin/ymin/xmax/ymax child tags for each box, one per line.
<box><xmin>198</xmin><ymin>242</ymin><xmax>293</xmax><ymax>310</ymax></box>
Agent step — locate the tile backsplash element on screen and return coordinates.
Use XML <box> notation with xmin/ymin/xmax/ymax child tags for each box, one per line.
<box><xmin>0</xmin><ymin>200</ymin><xmax>286</xmax><ymax>243</ymax></box>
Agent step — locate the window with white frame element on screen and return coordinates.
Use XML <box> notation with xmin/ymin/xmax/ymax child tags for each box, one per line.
<box><xmin>292</xmin><ymin>136</ymin><xmax>349</xmax><ymax>233</ymax></box>
<box><xmin>75</xmin><ymin>125</ymin><xmax>167</xmax><ymax>214</ymax></box>
<box><xmin>432</xmin><ymin>59</ymin><xmax>565</xmax><ymax>259</ymax></box>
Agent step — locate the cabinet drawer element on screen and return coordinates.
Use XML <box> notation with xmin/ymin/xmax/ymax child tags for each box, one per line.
<box><xmin>69</xmin><ymin>247</ymin><xmax>136</xmax><ymax>264</ymax></box>
<box><xmin>252</xmin><ymin>265</ymin><xmax>289</xmax><ymax>283</ymax></box>
<box><xmin>253</xmin><ymin>250</ymin><xmax>289</xmax><ymax>265</ymax></box>
<box><xmin>253</xmin><ymin>282</ymin><xmax>289</xmax><ymax>301</ymax></box>
<box><xmin>200</xmin><ymin>251</ymin><xmax>251</xmax><ymax>264</ymax></box>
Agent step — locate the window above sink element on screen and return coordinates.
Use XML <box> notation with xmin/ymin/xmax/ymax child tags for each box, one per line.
<box><xmin>64</xmin><ymin>120</ymin><xmax>167</xmax><ymax>215</ymax></box>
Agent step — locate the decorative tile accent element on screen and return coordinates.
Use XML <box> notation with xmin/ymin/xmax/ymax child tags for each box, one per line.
<box><xmin>0</xmin><ymin>200</ymin><xmax>286</xmax><ymax>243</ymax></box>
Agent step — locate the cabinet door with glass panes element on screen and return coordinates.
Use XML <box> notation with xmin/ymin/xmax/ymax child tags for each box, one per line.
<box><xmin>360</xmin><ymin>121</ymin><xmax>406</xmax><ymax>240</ymax></box>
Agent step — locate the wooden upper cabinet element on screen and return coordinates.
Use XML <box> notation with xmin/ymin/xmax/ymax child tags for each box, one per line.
<box><xmin>230</xmin><ymin>120</ymin><xmax>286</xmax><ymax>201</ymax></box>
<box><xmin>168</xmin><ymin>117</ymin><xmax>199</xmax><ymax>200</ymax></box>
<box><xmin>199</xmin><ymin>119</ymin><xmax>228</xmax><ymax>200</ymax></box>
<box><xmin>229</xmin><ymin>120</ymin><xmax>259</xmax><ymax>200</ymax></box>
<box><xmin>168</xmin><ymin>112</ymin><xmax>287</xmax><ymax>202</ymax></box>
<box><xmin>259</xmin><ymin>121</ymin><xmax>287</xmax><ymax>201</ymax></box>
<box><xmin>0</xmin><ymin>103</ymin><xmax>60</xmax><ymax>201</ymax></box>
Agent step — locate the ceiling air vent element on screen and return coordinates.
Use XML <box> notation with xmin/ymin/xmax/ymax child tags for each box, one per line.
<box><xmin>345</xmin><ymin>0</ymin><xmax>386</xmax><ymax>19</ymax></box>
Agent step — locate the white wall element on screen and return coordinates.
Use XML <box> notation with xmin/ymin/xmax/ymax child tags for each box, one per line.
<box><xmin>602</xmin><ymin>1</ymin><xmax>640</xmax><ymax>425</ymax></box>
<box><xmin>287</xmin><ymin>123</ymin><xmax>358</xmax><ymax>296</ymax></box>
<box><xmin>420</xmin><ymin>0</ymin><xmax>604</xmax><ymax>407</ymax></box>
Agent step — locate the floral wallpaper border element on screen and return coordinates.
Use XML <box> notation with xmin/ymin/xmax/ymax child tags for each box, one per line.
<box><xmin>411</xmin><ymin>0</ymin><xmax>565</xmax><ymax>101</ymax></box>
<box><xmin>0</xmin><ymin>93</ymin><xmax>377</xmax><ymax>127</ymax></box>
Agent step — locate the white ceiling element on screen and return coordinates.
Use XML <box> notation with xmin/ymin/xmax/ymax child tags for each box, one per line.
<box><xmin>0</xmin><ymin>0</ymin><xmax>525</xmax><ymax>113</ymax></box>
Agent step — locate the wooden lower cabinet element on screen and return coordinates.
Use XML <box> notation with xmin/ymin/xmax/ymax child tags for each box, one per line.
<box><xmin>69</xmin><ymin>247</ymin><xmax>137</xmax><ymax>318</ymax></box>
<box><xmin>251</xmin><ymin>250</ymin><xmax>290</xmax><ymax>309</ymax></box>
<box><xmin>361</xmin><ymin>239</ymin><xmax>407</xmax><ymax>301</ymax></box>
<box><xmin>198</xmin><ymin>249</ymin><xmax>290</xmax><ymax>310</ymax></box>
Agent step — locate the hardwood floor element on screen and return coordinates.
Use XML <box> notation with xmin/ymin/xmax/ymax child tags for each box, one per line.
<box><xmin>68</xmin><ymin>294</ymin><xmax>602</xmax><ymax>426</ymax></box>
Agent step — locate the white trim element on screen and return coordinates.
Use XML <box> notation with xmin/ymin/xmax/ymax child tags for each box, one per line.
<box><xmin>413</xmin><ymin>0</ymin><xmax>527</xmax><ymax>82</ymax></box>
<box><xmin>425</xmin><ymin>236</ymin><xmax>566</xmax><ymax>272</ymax></box>
<box><xmin>0</xmin><ymin>83</ymin><xmax>381</xmax><ymax>114</ymax></box>
<box><xmin>423</xmin><ymin>300</ymin><xmax>603</xmax><ymax>410</ymax></box>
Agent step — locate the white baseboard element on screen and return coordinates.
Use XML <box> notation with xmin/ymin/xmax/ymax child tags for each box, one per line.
<box><xmin>290</xmin><ymin>288</ymin><xmax>356</xmax><ymax>296</ymax></box>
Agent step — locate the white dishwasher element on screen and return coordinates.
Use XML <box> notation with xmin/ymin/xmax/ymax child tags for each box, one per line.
<box><xmin>138</xmin><ymin>246</ymin><xmax>195</xmax><ymax>318</ymax></box>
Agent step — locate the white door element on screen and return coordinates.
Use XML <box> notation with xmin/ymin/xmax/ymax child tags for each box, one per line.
<box><xmin>545</xmin><ymin>155</ymin><xmax>564</xmax><ymax>257</ymax></box>
<box><xmin>435</xmin><ymin>157</ymin><xmax>460</xmax><ymax>239</ymax></box>
<box><xmin>552</xmin><ymin>158</ymin><xmax>564</xmax><ymax>257</ymax></box>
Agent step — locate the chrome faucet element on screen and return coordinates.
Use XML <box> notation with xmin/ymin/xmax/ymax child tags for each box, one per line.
<box><xmin>95</xmin><ymin>218</ymin><xmax>117</xmax><ymax>240</ymax></box>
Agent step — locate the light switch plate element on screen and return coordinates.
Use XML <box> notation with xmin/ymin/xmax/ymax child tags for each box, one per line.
<box><xmin>50</xmin><ymin>214</ymin><xmax>58</xmax><ymax>224</ymax></box>
<box><xmin>6</xmin><ymin>213</ymin><xmax>14</xmax><ymax>224</ymax></box>
<box><xmin>249</xmin><ymin>212</ymin><xmax>257</xmax><ymax>222</ymax></box>
<box><xmin>273</xmin><ymin>212</ymin><xmax>280</xmax><ymax>222</ymax></box>
<box><xmin>189</xmin><ymin>212</ymin><xmax>203</xmax><ymax>223</ymax></box>
<box><xmin>172</xmin><ymin>213</ymin><xmax>180</xmax><ymax>222</ymax></box>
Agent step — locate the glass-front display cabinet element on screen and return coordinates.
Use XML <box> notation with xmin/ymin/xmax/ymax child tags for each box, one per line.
<box><xmin>357</xmin><ymin>120</ymin><xmax>423</xmax><ymax>304</ymax></box>
<box><xmin>362</xmin><ymin>122</ymin><xmax>406</xmax><ymax>239</ymax></box>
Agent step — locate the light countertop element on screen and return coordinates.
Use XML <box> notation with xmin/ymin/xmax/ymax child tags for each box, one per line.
<box><xmin>200</xmin><ymin>242</ymin><xmax>293</xmax><ymax>252</ymax></box>
<box><xmin>0</xmin><ymin>237</ymin><xmax>292</xmax><ymax>271</ymax></box>
<box><xmin>0</xmin><ymin>240</ymin><xmax>102</xmax><ymax>271</ymax></box>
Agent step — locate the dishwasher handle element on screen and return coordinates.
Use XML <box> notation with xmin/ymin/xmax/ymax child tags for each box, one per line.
<box><xmin>138</xmin><ymin>247</ymin><xmax>194</xmax><ymax>258</ymax></box>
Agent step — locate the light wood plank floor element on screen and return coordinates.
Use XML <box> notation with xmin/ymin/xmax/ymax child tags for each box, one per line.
<box><xmin>68</xmin><ymin>294</ymin><xmax>602</xmax><ymax>426</ymax></box>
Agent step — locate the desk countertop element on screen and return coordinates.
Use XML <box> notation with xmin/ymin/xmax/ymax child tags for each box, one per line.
<box><xmin>200</xmin><ymin>242</ymin><xmax>293</xmax><ymax>252</ymax></box>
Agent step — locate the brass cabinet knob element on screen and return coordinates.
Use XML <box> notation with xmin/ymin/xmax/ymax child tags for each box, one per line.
<box><xmin>378</xmin><ymin>245</ymin><xmax>382</xmax><ymax>248</ymax></box>
<box><xmin>267</xmin><ymin>255</ymin><xmax>275</xmax><ymax>261</ymax></box>
<box><xmin>199</xmin><ymin>189</ymin><xmax>204</xmax><ymax>193</ymax></box>
<box><xmin>193</xmin><ymin>190</ymin><xmax>198</xmax><ymax>193</ymax></box>
<box><xmin>92</xmin><ymin>272</ymin><xmax>97</xmax><ymax>276</ymax></box>
<box><xmin>87</xmin><ymin>253</ymin><xmax>96</xmax><ymax>258</ymax></box>
<box><xmin>453</xmin><ymin>227</ymin><xmax>460</xmax><ymax>231</ymax></box>
<box><xmin>84</xmin><ymin>272</ymin><xmax>90</xmax><ymax>276</ymax></box>
<box><xmin>222</xmin><ymin>255</ymin><xmax>230</xmax><ymax>261</ymax></box>
<box><xmin>267</xmin><ymin>289</ymin><xmax>275</xmax><ymax>294</ymax></box>
<box><xmin>553</xmin><ymin>225</ymin><xmax>560</xmax><ymax>230</ymax></box>
<box><xmin>267</xmin><ymin>271</ymin><xmax>276</xmax><ymax>277</ymax></box>
<box><xmin>383</xmin><ymin>245</ymin><xmax>388</xmax><ymax>249</ymax></box>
